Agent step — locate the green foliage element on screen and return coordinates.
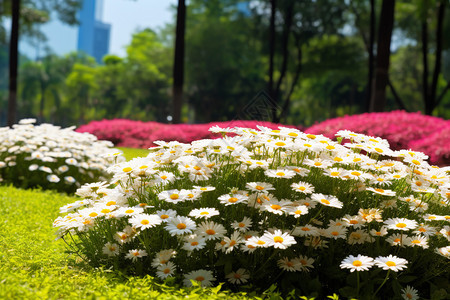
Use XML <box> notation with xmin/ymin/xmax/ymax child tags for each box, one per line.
<box><xmin>117</xmin><ymin>147</ymin><xmax>151</xmax><ymax>161</ymax></box>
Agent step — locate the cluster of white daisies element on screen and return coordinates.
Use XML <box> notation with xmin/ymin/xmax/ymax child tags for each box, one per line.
<box><xmin>54</xmin><ymin>125</ymin><xmax>449</xmax><ymax>297</ymax></box>
<box><xmin>0</xmin><ymin>119</ymin><xmax>122</xmax><ymax>192</ymax></box>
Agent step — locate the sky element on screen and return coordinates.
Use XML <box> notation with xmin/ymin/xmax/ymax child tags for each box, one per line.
<box><xmin>20</xmin><ymin>0</ymin><xmax>177</xmax><ymax>59</ymax></box>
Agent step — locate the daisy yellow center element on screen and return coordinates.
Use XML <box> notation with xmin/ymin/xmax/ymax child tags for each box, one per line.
<box><xmin>275</xmin><ymin>142</ymin><xmax>286</xmax><ymax>147</ymax></box>
<box><xmin>331</xmin><ymin>231</ymin><xmax>339</xmax><ymax>236</ymax></box>
<box><xmin>228</xmin><ymin>197</ymin><xmax>238</xmax><ymax>203</ymax></box>
<box><xmin>314</xmin><ymin>162</ymin><xmax>322</xmax><ymax>166</ymax></box>
<box><xmin>229</xmin><ymin>240</ymin><xmax>236</xmax><ymax>246</ymax></box>
<box><xmin>257</xmin><ymin>240</ymin><xmax>266</xmax><ymax>245</ymax></box>
<box><xmin>351</xmin><ymin>171</ymin><xmax>361</xmax><ymax>176</ymax></box>
<box><xmin>300</xmin><ymin>259</ymin><xmax>307</xmax><ymax>265</ymax></box>
<box><xmin>163</xmin><ymin>268</ymin><xmax>171</xmax><ymax>274</ymax></box>
<box><xmin>89</xmin><ymin>212</ymin><xmax>98</xmax><ymax>217</ymax></box>
<box><xmin>350</xmin><ymin>220</ymin><xmax>358</xmax><ymax>224</ymax></box>
<box><xmin>352</xmin><ymin>233</ymin><xmax>361</xmax><ymax>239</ymax></box>
<box><xmin>200</xmin><ymin>188</ymin><xmax>208</xmax><ymax>191</ymax></box>
<box><xmin>331</xmin><ymin>171</ymin><xmax>340</xmax><ymax>176</ymax></box>
<box><xmin>274</xmin><ymin>236</ymin><xmax>284</xmax><ymax>243</ymax></box>
<box><xmin>193</xmin><ymin>166</ymin><xmax>201</xmax><ymax>170</ymax></box>
<box><xmin>101</xmin><ymin>209</ymin><xmax>111</xmax><ymax>214</ymax></box>
<box><xmin>411</xmin><ymin>159</ymin><xmax>420</xmax><ymax>165</ymax></box>
<box><xmin>301</xmin><ymin>227</ymin><xmax>310</xmax><ymax>231</ymax></box>
<box><xmin>334</xmin><ymin>157</ymin><xmax>343</xmax><ymax>162</ymax></box>
<box><xmin>276</xmin><ymin>172</ymin><xmax>285</xmax><ymax>176</ymax></box>
<box><xmin>288</xmin><ymin>132</ymin><xmax>298</xmax><ymax>137</ymax></box>
<box><xmin>139</xmin><ymin>203</ymin><xmax>147</xmax><ymax>207</ymax></box>
<box><xmin>160</xmin><ymin>214</ymin><xmax>169</xmax><ymax>219</ymax></box>
<box><xmin>125</xmin><ymin>209</ymin><xmax>134</xmax><ymax>214</ymax></box>
<box><xmin>191</xmin><ymin>241</ymin><xmax>199</xmax><ymax>246</ymax></box>
<box><xmin>271</xmin><ymin>204</ymin><xmax>282</xmax><ymax>210</ymax></box>
<box><xmin>304</xmin><ymin>144</ymin><xmax>312</xmax><ymax>147</ymax></box>
<box><xmin>256</xmin><ymin>162</ymin><xmax>264</xmax><ymax>165</ymax></box>
<box><xmin>177</xmin><ymin>223</ymin><xmax>187</xmax><ymax>229</ymax></box>
<box><xmin>160</xmin><ymin>175</ymin><xmax>168</xmax><ymax>180</ymax></box>
<box><xmin>206</xmin><ymin>229</ymin><xmax>216</xmax><ymax>235</ymax></box>
<box><xmin>170</xmin><ymin>194</ymin><xmax>179</xmax><ymax>200</ymax></box>
<box><xmin>139</xmin><ymin>165</ymin><xmax>148</xmax><ymax>169</ymax></box>
<box><xmin>239</xmin><ymin>223</ymin><xmax>245</xmax><ymax>227</ymax></box>
<box><xmin>120</xmin><ymin>234</ymin><xmax>127</xmax><ymax>239</ymax></box>
<box><xmin>375</xmin><ymin>232</ymin><xmax>382</xmax><ymax>236</ymax></box>
<box><xmin>386</xmin><ymin>261</ymin><xmax>396</xmax><ymax>267</ymax></box>
<box><xmin>353</xmin><ymin>158</ymin><xmax>361</xmax><ymax>162</ymax></box>
<box><xmin>255</xmin><ymin>185</ymin><xmax>265</xmax><ymax>190</ymax></box>
<box><xmin>109</xmin><ymin>246</ymin><xmax>116</xmax><ymax>251</ymax></box>
<box><xmin>306</xmin><ymin>134</ymin><xmax>316</xmax><ymax>139</ymax></box>
<box><xmin>419</xmin><ymin>228</ymin><xmax>426</xmax><ymax>232</ymax></box>
<box><xmin>106</xmin><ymin>201</ymin><xmax>116</xmax><ymax>206</ymax></box>
<box><xmin>133</xmin><ymin>252</ymin><xmax>140</xmax><ymax>256</ymax></box>
<box><xmin>352</xmin><ymin>260</ymin><xmax>362</xmax><ymax>267</ymax></box>
<box><xmin>377</xmin><ymin>178</ymin><xmax>384</xmax><ymax>182</ymax></box>
<box><xmin>195</xmin><ymin>276</ymin><xmax>205</xmax><ymax>282</ymax></box>
<box><xmin>326</xmin><ymin>145</ymin><xmax>335</xmax><ymax>150</ymax></box>
<box><xmin>220</xmin><ymin>240</ymin><xmax>226</xmax><ymax>246</ymax></box>
<box><xmin>411</xmin><ymin>239</ymin><xmax>420</xmax><ymax>244</ymax></box>
<box><xmin>295</xmin><ymin>210</ymin><xmax>302</xmax><ymax>215</ymax></box>
<box><xmin>375</xmin><ymin>188</ymin><xmax>385</xmax><ymax>193</ymax></box>
<box><xmin>396</xmin><ymin>223</ymin><xmax>407</xmax><ymax>228</ymax></box>
<box><xmin>375</xmin><ymin>148</ymin><xmax>383</xmax><ymax>153</ymax></box>
<box><xmin>123</xmin><ymin>167</ymin><xmax>132</xmax><ymax>172</ymax></box>
<box><xmin>234</xmin><ymin>273</ymin><xmax>242</xmax><ymax>279</ymax></box>
<box><xmin>321</xmin><ymin>199</ymin><xmax>330</xmax><ymax>205</ymax></box>
<box><xmin>141</xmin><ymin>220</ymin><xmax>150</xmax><ymax>225</ymax></box>
<box><xmin>394</xmin><ymin>238</ymin><xmax>401</xmax><ymax>243</ymax></box>
<box><xmin>298</xmin><ymin>186</ymin><xmax>306</xmax><ymax>191</ymax></box>
<box><xmin>287</xmin><ymin>262</ymin><xmax>294</xmax><ymax>267</ymax></box>
<box><xmin>415</xmin><ymin>181</ymin><xmax>422</xmax><ymax>186</ymax></box>
<box><xmin>271</xmin><ymin>130</ymin><xmax>280</xmax><ymax>133</ymax></box>
<box><xmin>200</xmin><ymin>211</ymin><xmax>209</xmax><ymax>215</ymax></box>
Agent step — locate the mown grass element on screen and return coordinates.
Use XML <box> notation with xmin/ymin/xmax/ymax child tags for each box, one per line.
<box><xmin>116</xmin><ymin>147</ymin><xmax>150</xmax><ymax>161</ymax></box>
<box><xmin>0</xmin><ymin>147</ymin><xmax>282</xmax><ymax>299</ymax></box>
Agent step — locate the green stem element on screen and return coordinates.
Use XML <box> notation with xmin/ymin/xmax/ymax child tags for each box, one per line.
<box><xmin>374</xmin><ymin>270</ymin><xmax>390</xmax><ymax>296</ymax></box>
<box><xmin>356</xmin><ymin>271</ymin><xmax>360</xmax><ymax>298</ymax></box>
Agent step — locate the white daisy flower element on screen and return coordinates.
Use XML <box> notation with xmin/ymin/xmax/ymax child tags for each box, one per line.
<box><xmin>401</xmin><ymin>285</ymin><xmax>419</xmax><ymax>300</ymax></box>
<box><xmin>125</xmin><ymin>249</ymin><xmax>148</xmax><ymax>262</ymax></box>
<box><xmin>294</xmin><ymin>255</ymin><xmax>315</xmax><ymax>272</ymax></box>
<box><xmin>340</xmin><ymin>254</ymin><xmax>374</xmax><ymax>272</ymax></box>
<box><xmin>246</xmin><ymin>182</ymin><xmax>275</xmax><ymax>193</ymax></box>
<box><xmin>102</xmin><ymin>242</ymin><xmax>120</xmax><ymax>257</ymax></box>
<box><xmin>188</xmin><ymin>208</ymin><xmax>220</xmax><ymax>219</ymax></box>
<box><xmin>260</xmin><ymin>199</ymin><xmax>292</xmax><ymax>215</ymax></box>
<box><xmin>156</xmin><ymin>209</ymin><xmax>177</xmax><ymax>222</ymax></box>
<box><xmin>196</xmin><ymin>221</ymin><xmax>227</xmax><ymax>241</ymax></box>
<box><xmin>182</xmin><ymin>235</ymin><xmax>207</xmax><ymax>252</ymax></box>
<box><xmin>286</xmin><ymin>205</ymin><xmax>309</xmax><ymax>218</ymax></box>
<box><xmin>225</xmin><ymin>268</ymin><xmax>250</xmax><ymax>284</ymax></box>
<box><xmin>374</xmin><ymin>255</ymin><xmax>408</xmax><ymax>272</ymax></box>
<box><xmin>183</xmin><ymin>269</ymin><xmax>216</xmax><ymax>287</ymax></box>
<box><xmin>291</xmin><ymin>181</ymin><xmax>315</xmax><ymax>194</ymax></box>
<box><xmin>311</xmin><ymin>193</ymin><xmax>343</xmax><ymax>209</ymax></box>
<box><xmin>264</xmin><ymin>169</ymin><xmax>296</xmax><ymax>179</ymax></box>
<box><xmin>218</xmin><ymin>193</ymin><xmax>248</xmax><ymax>206</ymax></box>
<box><xmin>165</xmin><ymin>216</ymin><xmax>197</xmax><ymax>236</ymax></box>
<box><xmin>261</xmin><ymin>230</ymin><xmax>297</xmax><ymax>249</ymax></box>
<box><xmin>408</xmin><ymin>235</ymin><xmax>429</xmax><ymax>248</ymax></box>
<box><xmin>129</xmin><ymin>214</ymin><xmax>162</xmax><ymax>230</ymax></box>
<box><xmin>277</xmin><ymin>257</ymin><xmax>301</xmax><ymax>272</ymax></box>
<box><xmin>384</xmin><ymin>218</ymin><xmax>418</xmax><ymax>231</ymax></box>
<box><xmin>156</xmin><ymin>262</ymin><xmax>176</xmax><ymax>279</ymax></box>
<box><xmin>231</xmin><ymin>217</ymin><xmax>253</xmax><ymax>232</ymax></box>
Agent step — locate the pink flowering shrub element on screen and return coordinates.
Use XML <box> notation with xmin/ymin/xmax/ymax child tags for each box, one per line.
<box><xmin>410</xmin><ymin>123</ymin><xmax>450</xmax><ymax>165</ymax></box>
<box><xmin>305</xmin><ymin>111</ymin><xmax>450</xmax><ymax>165</ymax></box>
<box><xmin>77</xmin><ymin>119</ymin><xmax>298</xmax><ymax>149</ymax></box>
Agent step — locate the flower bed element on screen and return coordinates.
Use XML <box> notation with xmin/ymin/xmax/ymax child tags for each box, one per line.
<box><xmin>305</xmin><ymin>111</ymin><xmax>450</xmax><ymax>165</ymax></box>
<box><xmin>54</xmin><ymin>126</ymin><xmax>449</xmax><ymax>299</ymax></box>
<box><xmin>0</xmin><ymin>119</ymin><xmax>123</xmax><ymax>193</ymax></box>
<box><xmin>77</xmin><ymin>119</ymin><xmax>299</xmax><ymax>149</ymax></box>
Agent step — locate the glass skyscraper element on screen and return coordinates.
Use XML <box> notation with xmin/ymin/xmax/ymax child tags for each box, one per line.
<box><xmin>77</xmin><ymin>0</ymin><xmax>111</xmax><ymax>63</ymax></box>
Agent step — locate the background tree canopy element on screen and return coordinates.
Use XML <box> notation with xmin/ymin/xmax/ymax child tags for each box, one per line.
<box><xmin>0</xmin><ymin>0</ymin><xmax>449</xmax><ymax>127</ymax></box>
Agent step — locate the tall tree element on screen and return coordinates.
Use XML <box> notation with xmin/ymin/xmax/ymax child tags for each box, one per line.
<box><xmin>369</xmin><ymin>0</ymin><xmax>395</xmax><ymax>112</ymax></box>
<box><xmin>7</xmin><ymin>0</ymin><xmax>20</xmax><ymax>126</ymax></box>
<box><xmin>172</xmin><ymin>0</ymin><xmax>186</xmax><ymax>124</ymax></box>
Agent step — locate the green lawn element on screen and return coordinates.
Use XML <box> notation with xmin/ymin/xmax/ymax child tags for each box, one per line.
<box><xmin>0</xmin><ymin>147</ymin><xmax>272</xmax><ymax>299</ymax></box>
<box><xmin>117</xmin><ymin>147</ymin><xmax>151</xmax><ymax>161</ymax></box>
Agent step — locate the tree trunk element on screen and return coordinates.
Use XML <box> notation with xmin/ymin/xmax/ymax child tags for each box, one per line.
<box><xmin>427</xmin><ymin>0</ymin><xmax>446</xmax><ymax>115</ymax></box>
<box><xmin>369</xmin><ymin>0</ymin><xmax>395</xmax><ymax>112</ymax></box>
<box><xmin>366</xmin><ymin>0</ymin><xmax>375</xmax><ymax>111</ymax></box>
<box><xmin>268</xmin><ymin>0</ymin><xmax>276</xmax><ymax>121</ymax></box>
<box><xmin>422</xmin><ymin>20</ymin><xmax>430</xmax><ymax>114</ymax></box>
<box><xmin>172</xmin><ymin>0</ymin><xmax>186</xmax><ymax>124</ymax></box>
<box><xmin>7</xmin><ymin>0</ymin><xmax>20</xmax><ymax>126</ymax></box>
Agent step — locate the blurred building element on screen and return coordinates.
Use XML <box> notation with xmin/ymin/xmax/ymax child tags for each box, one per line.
<box><xmin>77</xmin><ymin>0</ymin><xmax>111</xmax><ymax>63</ymax></box>
<box><xmin>17</xmin><ymin>0</ymin><xmax>111</xmax><ymax>63</ymax></box>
